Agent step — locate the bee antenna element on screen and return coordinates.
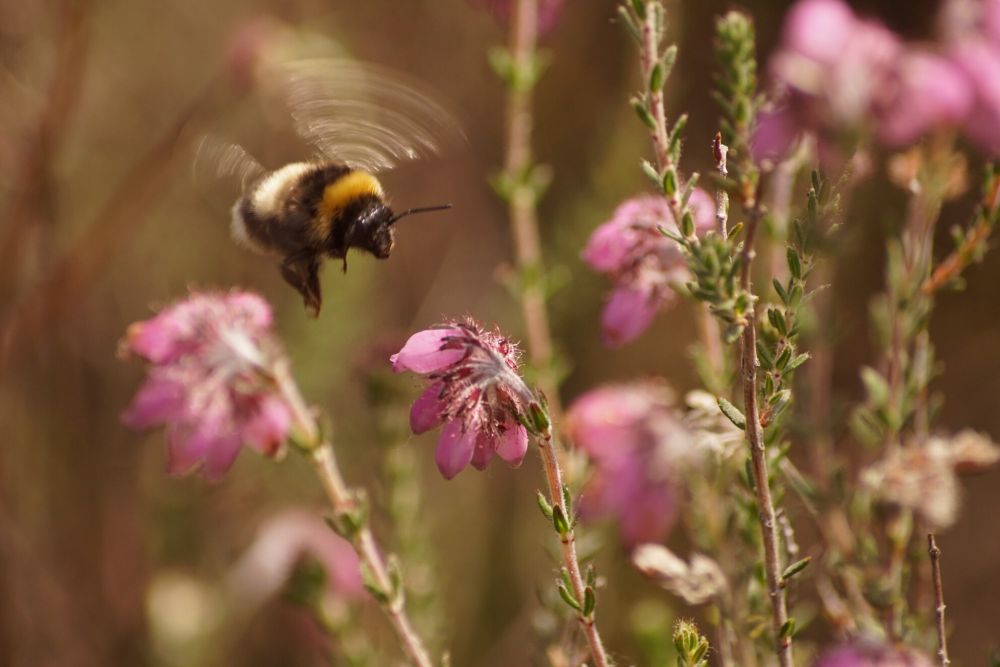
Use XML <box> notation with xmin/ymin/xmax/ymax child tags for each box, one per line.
<box><xmin>389</xmin><ymin>204</ymin><xmax>453</xmax><ymax>224</ymax></box>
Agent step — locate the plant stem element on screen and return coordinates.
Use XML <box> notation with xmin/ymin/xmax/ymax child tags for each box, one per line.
<box><xmin>538</xmin><ymin>430</ymin><xmax>611</xmax><ymax>667</ymax></box>
<box><xmin>638</xmin><ymin>7</ymin><xmax>724</xmax><ymax>378</ymax></box>
<box><xmin>738</xmin><ymin>212</ymin><xmax>793</xmax><ymax>667</ymax></box>
<box><xmin>927</xmin><ymin>533</ymin><xmax>950</xmax><ymax>667</ymax></box>
<box><xmin>273</xmin><ymin>362</ymin><xmax>435</xmax><ymax>667</ymax></box>
<box><xmin>503</xmin><ymin>0</ymin><xmax>562</xmax><ymax>422</ymax></box>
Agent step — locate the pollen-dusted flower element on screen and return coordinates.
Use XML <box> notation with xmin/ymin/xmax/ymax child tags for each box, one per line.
<box><xmin>565</xmin><ymin>381</ymin><xmax>689</xmax><ymax>546</ymax></box>
<box><xmin>813</xmin><ymin>640</ymin><xmax>934</xmax><ymax>667</ymax></box>
<box><xmin>391</xmin><ymin>319</ymin><xmax>535</xmax><ymax>480</ymax></box>
<box><xmin>582</xmin><ymin>191</ymin><xmax>715</xmax><ymax>347</ymax></box>
<box><xmin>120</xmin><ymin>291</ymin><xmax>292</xmax><ymax>480</ymax></box>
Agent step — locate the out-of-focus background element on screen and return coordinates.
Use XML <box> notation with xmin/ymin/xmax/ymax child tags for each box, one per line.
<box><xmin>1</xmin><ymin>0</ymin><xmax>997</xmax><ymax>665</ymax></box>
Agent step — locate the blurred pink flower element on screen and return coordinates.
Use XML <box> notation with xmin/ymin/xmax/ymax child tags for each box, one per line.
<box><xmin>228</xmin><ymin>510</ymin><xmax>364</xmax><ymax>608</ymax></box>
<box><xmin>120</xmin><ymin>291</ymin><xmax>291</xmax><ymax>481</ymax></box>
<box><xmin>874</xmin><ymin>50</ymin><xmax>972</xmax><ymax>147</ymax></box>
<box><xmin>813</xmin><ymin>641</ymin><xmax>934</xmax><ymax>667</ymax></box>
<box><xmin>582</xmin><ymin>192</ymin><xmax>714</xmax><ymax>347</ymax></box>
<box><xmin>565</xmin><ymin>382</ymin><xmax>688</xmax><ymax>546</ymax></box>
<box><xmin>391</xmin><ymin>320</ymin><xmax>535</xmax><ymax>479</ymax></box>
<box><xmin>759</xmin><ymin>0</ymin><xmax>999</xmax><ymax>158</ymax></box>
<box><xmin>473</xmin><ymin>0</ymin><xmax>565</xmax><ymax>36</ymax></box>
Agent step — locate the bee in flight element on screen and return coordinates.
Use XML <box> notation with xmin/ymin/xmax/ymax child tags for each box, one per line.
<box><xmin>198</xmin><ymin>57</ymin><xmax>461</xmax><ymax>316</ymax></box>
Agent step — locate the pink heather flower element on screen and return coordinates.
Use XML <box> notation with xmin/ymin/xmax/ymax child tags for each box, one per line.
<box><xmin>391</xmin><ymin>320</ymin><xmax>535</xmax><ymax>480</ymax></box>
<box><xmin>582</xmin><ymin>191</ymin><xmax>715</xmax><ymax>347</ymax></box>
<box><xmin>874</xmin><ymin>50</ymin><xmax>972</xmax><ymax>147</ymax></box>
<box><xmin>120</xmin><ymin>291</ymin><xmax>292</xmax><ymax>481</ymax></box>
<box><xmin>951</xmin><ymin>40</ymin><xmax>1000</xmax><ymax>154</ymax></box>
<box><xmin>228</xmin><ymin>510</ymin><xmax>364</xmax><ymax>609</ymax></box>
<box><xmin>813</xmin><ymin>641</ymin><xmax>934</xmax><ymax>667</ymax></box>
<box><xmin>472</xmin><ymin>0</ymin><xmax>565</xmax><ymax>36</ymax></box>
<box><xmin>565</xmin><ymin>382</ymin><xmax>688</xmax><ymax>546</ymax></box>
<box><xmin>760</xmin><ymin>0</ymin><xmax>991</xmax><ymax>157</ymax></box>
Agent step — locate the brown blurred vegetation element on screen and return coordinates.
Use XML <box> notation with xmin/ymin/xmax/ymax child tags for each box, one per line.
<box><xmin>0</xmin><ymin>0</ymin><xmax>997</xmax><ymax>665</ymax></box>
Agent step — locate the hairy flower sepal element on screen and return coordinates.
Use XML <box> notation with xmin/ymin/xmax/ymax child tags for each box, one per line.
<box><xmin>392</xmin><ymin>319</ymin><xmax>535</xmax><ymax>479</ymax></box>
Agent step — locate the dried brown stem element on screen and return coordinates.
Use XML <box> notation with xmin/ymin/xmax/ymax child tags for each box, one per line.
<box><xmin>739</xmin><ymin>210</ymin><xmax>793</xmax><ymax>667</ymax></box>
<box><xmin>537</xmin><ymin>431</ymin><xmax>610</xmax><ymax>667</ymax></box>
<box><xmin>927</xmin><ymin>533</ymin><xmax>950</xmax><ymax>667</ymax></box>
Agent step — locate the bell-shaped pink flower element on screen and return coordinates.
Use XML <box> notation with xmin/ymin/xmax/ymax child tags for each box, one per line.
<box><xmin>565</xmin><ymin>382</ymin><xmax>686</xmax><ymax>546</ymax></box>
<box><xmin>392</xmin><ymin>320</ymin><xmax>535</xmax><ymax>480</ymax></box>
<box><xmin>120</xmin><ymin>291</ymin><xmax>292</xmax><ymax>480</ymax></box>
<box><xmin>582</xmin><ymin>191</ymin><xmax>715</xmax><ymax>347</ymax></box>
<box><xmin>813</xmin><ymin>641</ymin><xmax>934</xmax><ymax>667</ymax></box>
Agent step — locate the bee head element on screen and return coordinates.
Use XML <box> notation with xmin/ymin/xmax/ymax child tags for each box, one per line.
<box><xmin>349</xmin><ymin>200</ymin><xmax>396</xmax><ymax>259</ymax></box>
<box><xmin>344</xmin><ymin>200</ymin><xmax>453</xmax><ymax>260</ymax></box>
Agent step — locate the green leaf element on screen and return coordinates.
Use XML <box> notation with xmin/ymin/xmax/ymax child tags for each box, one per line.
<box><xmin>784</xmin><ymin>352</ymin><xmax>810</xmax><ymax>373</ymax></box>
<box><xmin>649</xmin><ymin>62</ymin><xmax>665</xmax><ymax>92</ymax></box>
<box><xmin>663</xmin><ymin>169</ymin><xmax>678</xmax><ymax>196</ymax></box>
<box><xmin>860</xmin><ymin>366</ymin><xmax>890</xmax><ymax>406</ymax></box>
<box><xmin>641</xmin><ymin>159</ymin><xmax>661</xmax><ymax>186</ymax></box>
<box><xmin>779</xmin><ymin>618</ymin><xmax>796</xmax><ymax>638</ymax></box>
<box><xmin>536</xmin><ymin>491</ymin><xmax>553</xmax><ymax>520</ymax></box>
<box><xmin>552</xmin><ymin>505</ymin><xmax>570</xmax><ymax>536</ymax></box>
<box><xmin>557</xmin><ymin>582</ymin><xmax>581</xmax><ymax>611</ymax></box>
<box><xmin>787</xmin><ymin>247</ymin><xmax>802</xmax><ymax>279</ymax></box>
<box><xmin>583</xmin><ymin>586</ymin><xmax>596</xmax><ymax>617</ymax></box>
<box><xmin>717</xmin><ymin>397</ymin><xmax>746</xmax><ymax>430</ymax></box>
<box><xmin>781</xmin><ymin>556</ymin><xmax>812</xmax><ymax>581</ymax></box>
<box><xmin>632</xmin><ymin>97</ymin><xmax>657</xmax><ymax>129</ymax></box>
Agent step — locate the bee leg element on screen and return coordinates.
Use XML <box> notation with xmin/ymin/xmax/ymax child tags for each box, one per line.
<box><xmin>280</xmin><ymin>254</ymin><xmax>323</xmax><ymax>317</ymax></box>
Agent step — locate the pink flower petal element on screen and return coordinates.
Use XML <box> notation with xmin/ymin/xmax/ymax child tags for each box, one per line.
<box><xmin>782</xmin><ymin>0</ymin><xmax>857</xmax><ymax>66</ymax></box>
<box><xmin>224</xmin><ymin>291</ymin><xmax>273</xmax><ymax>329</ymax></box>
<box><xmin>410</xmin><ymin>382</ymin><xmax>445</xmax><ymax>434</ymax></box>
<box><xmin>495</xmin><ymin>424</ymin><xmax>528</xmax><ymax>467</ymax></box>
<box><xmin>390</xmin><ymin>328</ymin><xmax>465</xmax><ymax>374</ymax></box>
<box><xmin>434</xmin><ymin>420</ymin><xmax>477</xmax><ymax>480</ymax></box>
<box><xmin>751</xmin><ymin>106</ymin><xmax>801</xmax><ymax>163</ymax></box>
<box><xmin>581</xmin><ymin>221</ymin><xmax>634</xmax><ymax>273</ymax></box>
<box><xmin>687</xmin><ymin>188</ymin><xmax>717</xmax><ymax>233</ymax></box>
<box><xmin>165</xmin><ymin>421</ymin><xmax>213</xmax><ymax>476</ymax></box>
<box><xmin>601</xmin><ymin>286</ymin><xmax>661</xmax><ymax>347</ymax></box>
<box><xmin>877</xmin><ymin>51</ymin><xmax>972</xmax><ymax>147</ymax></box>
<box><xmin>242</xmin><ymin>395</ymin><xmax>291</xmax><ymax>457</ymax></box>
<box><xmin>471</xmin><ymin>432</ymin><xmax>494</xmax><ymax>471</ymax></box>
<box><xmin>201</xmin><ymin>432</ymin><xmax>245</xmax><ymax>481</ymax></box>
<box><xmin>121</xmin><ymin>375</ymin><xmax>185</xmax><ymax>428</ymax></box>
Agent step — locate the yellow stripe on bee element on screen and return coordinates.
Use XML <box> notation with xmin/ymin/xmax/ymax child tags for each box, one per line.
<box><xmin>317</xmin><ymin>170</ymin><xmax>384</xmax><ymax>223</ymax></box>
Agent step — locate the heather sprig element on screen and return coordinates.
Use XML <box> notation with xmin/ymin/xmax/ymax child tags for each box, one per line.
<box><xmin>392</xmin><ymin>318</ymin><xmax>611</xmax><ymax>666</ymax></box>
<box><xmin>621</xmin><ymin>1</ymin><xmax>800</xmax><ymax>663</ymax></box>
<box><xmin>121</xmin><ymin>291</ymin><xmax>437</xmax><ymax>667</ymax></box>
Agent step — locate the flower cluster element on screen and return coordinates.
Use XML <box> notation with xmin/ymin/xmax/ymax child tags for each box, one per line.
<box><xmin>756</xmin><ymin>0</ymin><xmax>1000</xmax><ymax>160</ymax></box>
<box><xmin>565</xmin><ymin>381</ymin><xmax>691</xmax><ymax>546</ymax></box>
<box><xmin>582</xmin><ymin>192</ymin><xmax>715</xmax><ymax>347</ymax></box>
<box><xmin>391</xmin><ymin>320</ymin><xmax>535</xmax><ymax>479</ymax></box>
<box><xmin>120</xmin><ymin>291</ymin><xmax>291</xmax><ymax>480</ymax></box>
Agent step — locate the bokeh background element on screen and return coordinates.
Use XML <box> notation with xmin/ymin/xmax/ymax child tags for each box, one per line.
<box><xmin>1</xmin><ymin>0</ymin><xmax>998</xmax><ymax>665</ymax></box>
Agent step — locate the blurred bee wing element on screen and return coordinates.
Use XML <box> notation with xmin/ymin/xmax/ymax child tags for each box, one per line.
<box><xmin>273</xmin><ymin>58</ymin><xmax>465</xmax><ymax>172</ymax></box>
<box><xmin>192</xmin><ymin>134</ymin><xmax>267</xmax><ymax>193</ymax></box>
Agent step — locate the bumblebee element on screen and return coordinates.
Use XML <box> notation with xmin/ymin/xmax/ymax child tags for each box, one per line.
<box><xmin>230</xmin><ymin>161</ymin><xmax>449</xmax><ymax>315</ymax></box>
<box><xmin>198</xmin><ymin>56</ymin><xmax>461</xmax><ymax>315</ymax></box>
